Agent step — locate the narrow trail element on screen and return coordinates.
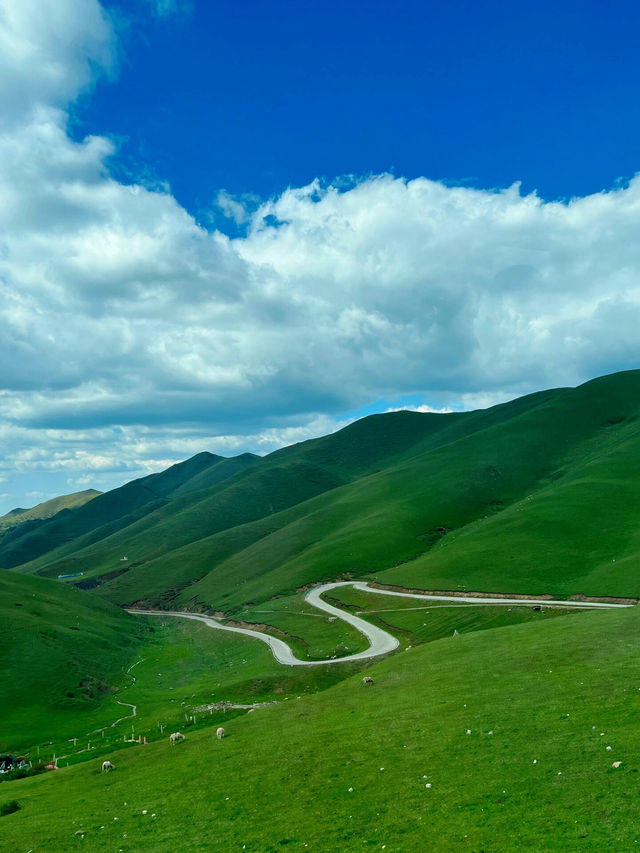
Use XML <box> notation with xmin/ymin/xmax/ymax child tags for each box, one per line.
<box><xmin>129</xmin><ymin>582</ymin><xmax>631</xmax><ymax>668</ymax></box>
<box><xmin>92</xmin><ymin>659</ymin><xmax>144</xmax><ymax>733</ymax></box>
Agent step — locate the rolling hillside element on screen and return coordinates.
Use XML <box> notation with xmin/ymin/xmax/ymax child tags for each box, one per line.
<box><xmin>0</xmin><ymin>572</ymin><xmax>146</xmax><ymax>752</ymax></box>
<box><xmin>4</xmin><ymin>369</ymin><xmax>640</xmax><ymax>850</ymax></box>
<box><xmin>5</xmin><ymin>600</ymin><xmax>640</xmax><ymax>851</ymax></box>
<box><xmin>4</xmin><ymin>369</ymin><xmax>640</xmax><ymax>611</ymax></box>
<box><xmin>0</xmin><ymin>489</ymin><xmax>101</xmax><ymax>531</ymax></box>
<box><xmin>0</xmin><ymin>452</ymin><xmax>257</xmax><ymax>571</ymax></box>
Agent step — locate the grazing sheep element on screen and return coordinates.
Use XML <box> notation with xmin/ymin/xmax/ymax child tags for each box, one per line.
<box><xmin>169</xmin><ymin>732</ymin><xmax>185</xmax><ymax>744</ymax></box>
<box><xmin>216</xmin><ymin>727</ymin><xmax>226</xmax><ymax>739</ymax></box>
<box><xmin>101</xmin><ymin>760</ymin><xmax>115</xmax><ymax>773</ymax></box>
<box><xmin>362</xmin><ymin>676</ymin><xmax>374</xmax><ymax>686</ymax></box>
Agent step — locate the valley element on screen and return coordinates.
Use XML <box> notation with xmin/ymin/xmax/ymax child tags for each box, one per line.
<box><xmin>3</xmin><ymin>370</ymin><xmax>640</xmax><ymax>850</ymax></box>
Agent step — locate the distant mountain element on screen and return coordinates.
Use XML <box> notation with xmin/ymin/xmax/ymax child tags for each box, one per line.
<box><xmin>0</xmin><ymin>489</ymin><xmax>102</xmax><ymax>530</ymax></box>
<box><xmin>5</xmin><ymin>369</ymin><xmax>640</xmax><ymax>610</ymax></box>
<box><xmin>0</xmin><ymin>452</ymin><xmax>258</xmax><ymax>570</ymax></box>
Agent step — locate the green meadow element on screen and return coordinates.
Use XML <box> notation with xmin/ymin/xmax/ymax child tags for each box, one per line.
<box><xmin>4</xmin><ymin>604</ymin><xmax>640</xmax><ymax>851</ymax></box>
<box><xmin>0</xmin><ymin>572</ymin><xmax>144</xmax><ymax>754</ymax></box>
<box><xmin>3</xmin><ymin>369</ymin><xmax>640</xmax><ymax>850</ymax></box>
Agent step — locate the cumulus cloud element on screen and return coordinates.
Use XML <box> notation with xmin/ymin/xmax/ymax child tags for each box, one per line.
<box><xmin>385</xmin><ymin>405</ymin><xmax>454</xmax><ymax>415</ymax></box>
<box><xmin>0</xmin><ymin>0</ymin><xmax>113</xmax><ymax>124</ymax></box>
<box><xmin>1</xmin><ymin>0</ymin><xmax>640</xmax><ymax>509</ymax></box>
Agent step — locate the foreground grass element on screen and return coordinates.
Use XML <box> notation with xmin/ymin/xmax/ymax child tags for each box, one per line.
<box><xmin>2</xmin><ymin>610</ymin><xmax>369</xmax><ymax>767</ymax></box>
<box><xmin>5</xmin><ymin>605</ymin><xmax>640</xmax><ymax>851</ymax></box>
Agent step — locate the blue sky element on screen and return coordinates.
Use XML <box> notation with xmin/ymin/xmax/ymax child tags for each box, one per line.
<box><xmin>1</xmin><ymin>0</ymin><xmax>640</xmax><ymax>514</ymax></box>
<box><xmin>81</xmin><ymin>0</ymin><xmax>640</xmax><ymax>211</ymax></box>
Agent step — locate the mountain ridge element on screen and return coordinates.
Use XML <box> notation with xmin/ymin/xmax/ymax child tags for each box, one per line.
<box><xmin>3</xmin><ymin>369</ymin><xmax>640</xmax><ymax>610</ymax></box>
<box><xmin>0</xmin><ymin>489</ymin><xmax>102</xmax><ymax>531</ymax></box>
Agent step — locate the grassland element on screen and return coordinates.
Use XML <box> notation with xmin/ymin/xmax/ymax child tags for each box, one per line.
<box><xmin>1</xmin><ymin>576</ymin><xmax>581</xmax><ymax>770</ymax></box>
<box><xmin>0</xmin><ymin>490</ymin><xmax>101</xmax><ymax>532</ymax></box>
<box><xmin>0</xmin><ymin>572</ymin><xmax>145</xmax><ymax>753</ymax></box>
<box><xmin>4</xmin><ymin>603</ymin><xmax>640</xmax><ymax>851</ymax></box>
<box><xmin>0</xmin><ymin>583</ymin><xmax>374</xmax><ymax>766</ymax></box>
<box><xmin>326</xmin><ymin>584</ymin><xmax>580</xmax><ymax>647</ymax></box>
<box><xmin>231</xmin><ymin>592</ymin><xmax>371</xmax><ymax>660</ymax></box>
<box><xmin>4</xmin><ymin>369</ymin><xmax>640</xmax><ymax>850</ymax></box>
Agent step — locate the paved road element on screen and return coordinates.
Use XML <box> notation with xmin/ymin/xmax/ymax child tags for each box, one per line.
<box><xmin>347</xmin><ymin>581</ymin><xmax>632</xmax><ymax>609</ymax></box>
<box><xmin>131</xmin><ymin>591</ymin><xmax>399</xmax><ymax>667</ymax></box>
<box><xmin>130</xmin><ymin>581</ymin><xmax>631</xmax><ymax>667</ymax></box>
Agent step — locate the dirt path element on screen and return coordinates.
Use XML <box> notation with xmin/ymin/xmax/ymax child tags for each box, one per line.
<box><xmin>92</xmin><ymin>658</ymin><xmax>144</xmax><ymax>733</ymax></box>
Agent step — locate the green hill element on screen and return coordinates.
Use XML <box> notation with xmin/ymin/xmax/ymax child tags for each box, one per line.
<box><xmin>5</xmin><ymin>369</ymin><xmax>640</xmax><ymax>849</ymax></box>
<box><xmin>11</xmin><ymin>407</ymin><xmax>473</xmax><ymax>595</ymax></box>
<box><xmin>6</xmin><ymin>370</ymin><xmax>640</xmax><ymax>611</ymax></box>
<box><xmin>0</xmin><ymin>452</ymin><xmax>257</xmax><ymax>571</ymax></box>
<box><xmin>5</xmin><ymin>600</ymin><xmax>640</xmax><ymax>850</ymax></box>
<box><xmin>0</xmin><ymin>489</ymin><xmax>101</xmax><ymax>531</ymax></box>
<box><xmin>0</xmin><ymin>572</ymin><xmax>146</xmax><ymax>752</ymax></box>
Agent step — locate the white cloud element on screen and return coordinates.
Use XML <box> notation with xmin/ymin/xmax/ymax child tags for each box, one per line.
<box><xmin>67</xmin><ymin>474</ymin><xmax>94</xmax><ymax>487</ymax></box>
<box><xmin>1</xmin><ymin>0</ymin><xmax>640</xmax><ymax>511</ymax></box>
<box><xmin>216</xmin><ymin>190</ymin><xmax>252</xmax><ymax>226</ymax></box>
<box><xmin>0</xmin><ymin>0</ymin><xmax>113</xmax><ymax>125</ymax></box>
<box><xmin>385</xmin><ymin>404</ymin><xmax>454</xmax><ymax>415</ymax></box>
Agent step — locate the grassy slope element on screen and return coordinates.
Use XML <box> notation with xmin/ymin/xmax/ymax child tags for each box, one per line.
<box><xmin>0</xmin><ymin>573</ymin><xmax>146</xmax><ymax>752</ymax></box>
<box><xmin>17</xmin><ymin>408</ymin><xmax>475</xmax><ymax>595</ymax></box>
<box><xmin>131</xmin><ymin>370</ymin><xmax>640</xmax><ymax>610</ymax></box>
<box><xmin>8</xmin><ymin>370</ymin><xmax>640</xmax><ymax>613</ymax></box>
<box><xmin>169</xmin><ymin>453</ymin><xmax>259</xmax><ymax>498</ymax></box>
<box><xmin>0</xmin><ymin>452</ymin><xmax>251</xmax><ymax>572</ymax></box>
<box><xmin>0</xmin><ymin>490</ymin><xmax>101</xmax><ymax>531</ymax></box>
<box><xmin>379</xmin><ymin>372</ymin><xmax>640</xmax><ymax>597</ymax></box>
<box><xmin>5</xmin><ymin>604</ymin><xmax>640</xmax><ymax>851</ymax></box>
<box><xmin>27</xmin><ymin>386</ymin><xmax>566</xmax><ymax>608</ymax></box>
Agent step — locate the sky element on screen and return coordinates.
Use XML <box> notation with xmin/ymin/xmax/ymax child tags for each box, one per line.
<box><xmin>1</xmin><ymin>0</ymin><xmax>640</xmax><ymax>514</ymax></box>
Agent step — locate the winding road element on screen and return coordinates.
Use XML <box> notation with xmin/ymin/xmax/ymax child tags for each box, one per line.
<box><xmin>129</xmin><ymin>581</ymin><xmax>632</xmax><ymax>668</ymax></box>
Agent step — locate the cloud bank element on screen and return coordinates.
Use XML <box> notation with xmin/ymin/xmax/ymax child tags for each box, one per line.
<box><xmin>0</xmin><ymin>0</ymin><xmax>639</xmax><ymax>509</ymax></box>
